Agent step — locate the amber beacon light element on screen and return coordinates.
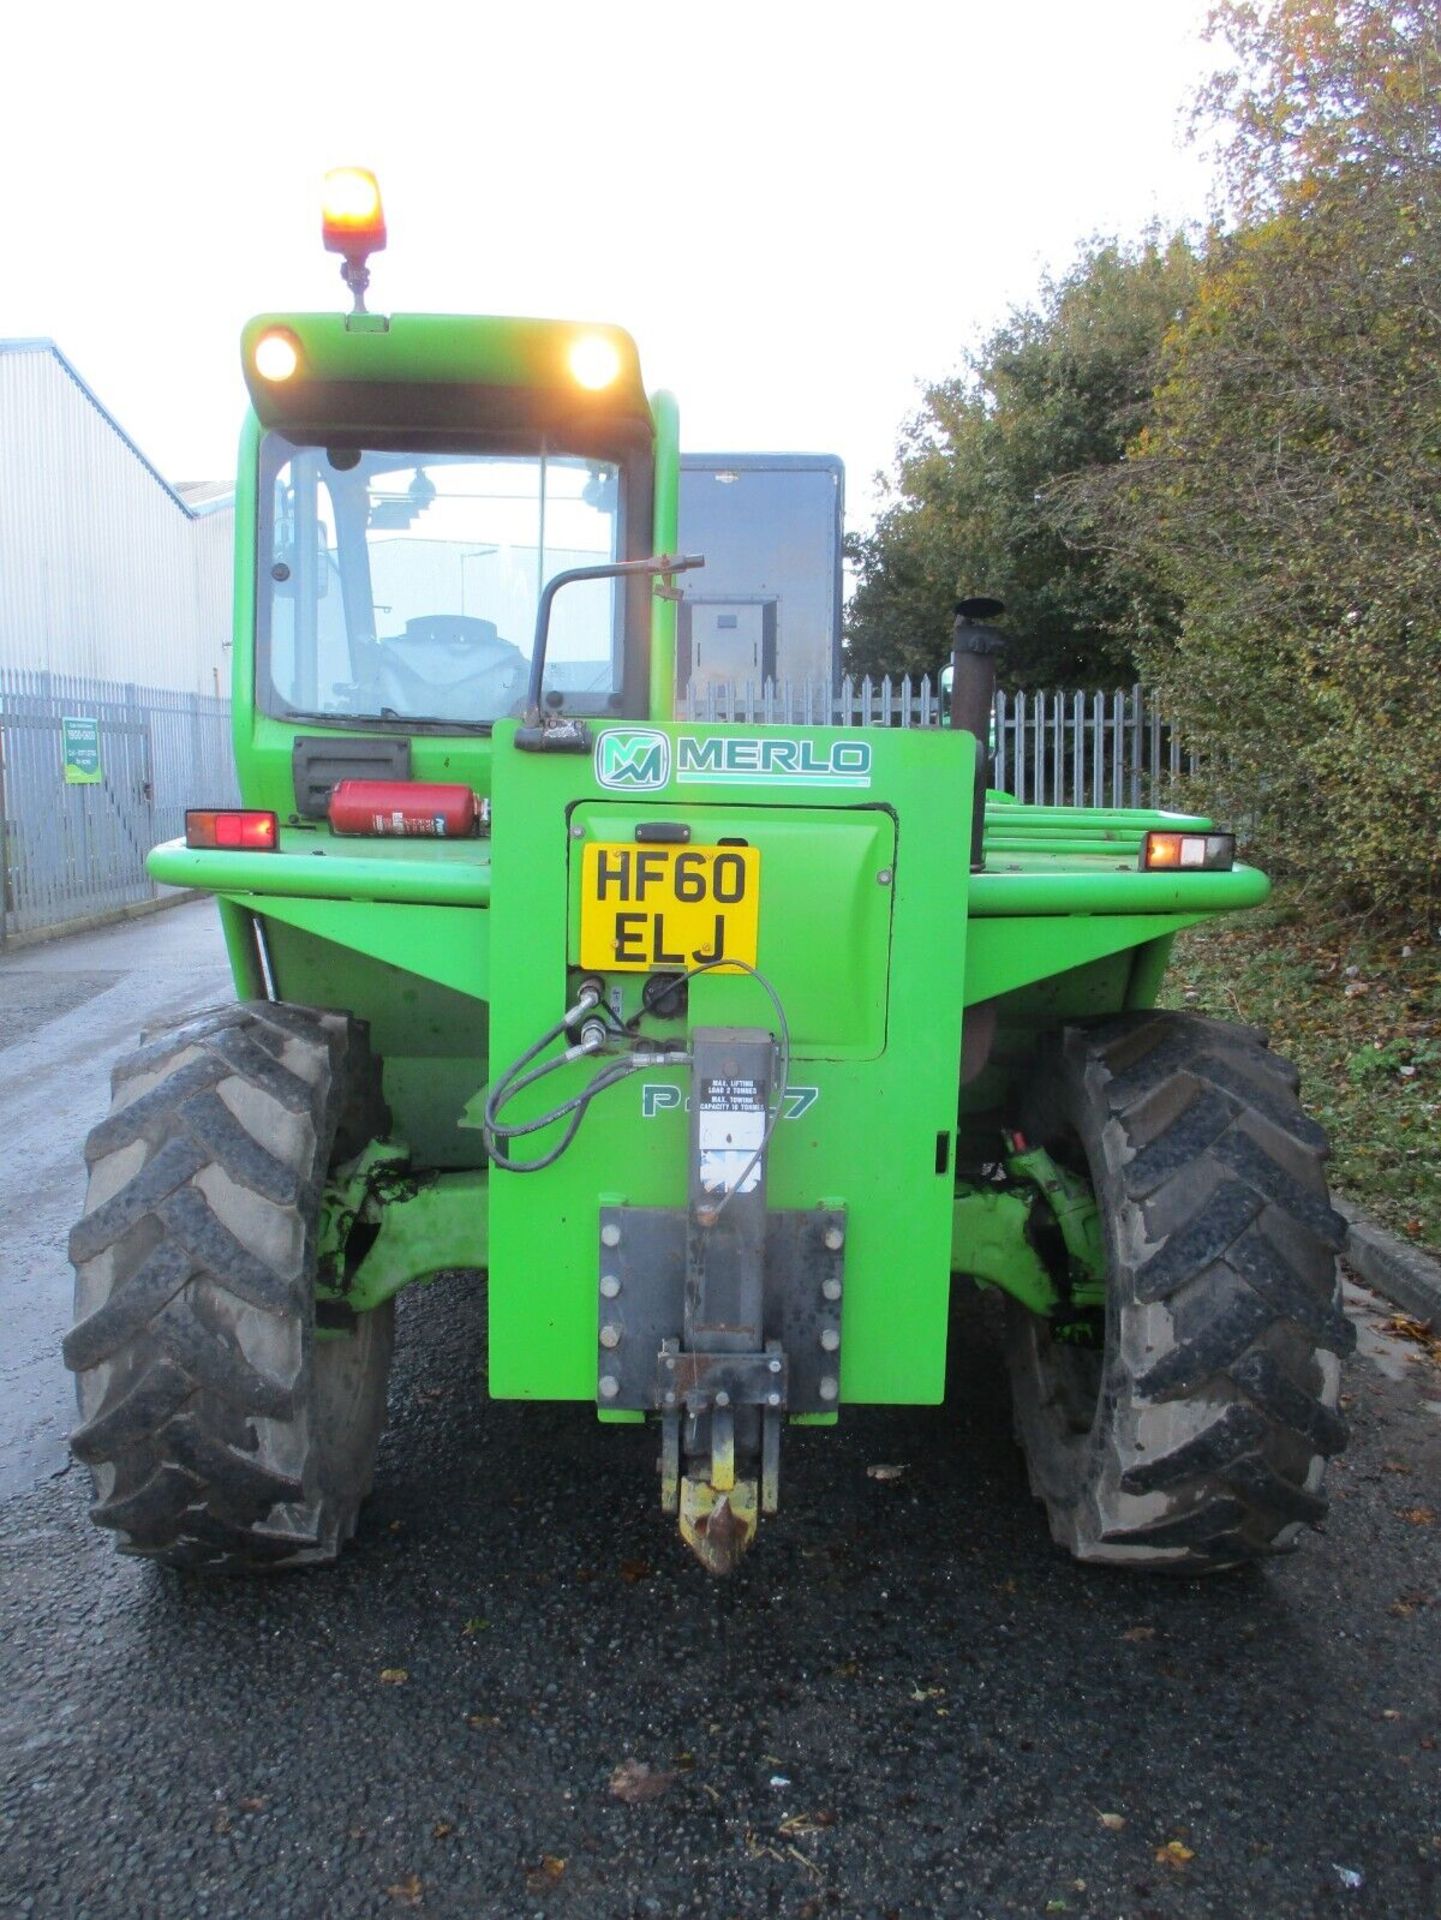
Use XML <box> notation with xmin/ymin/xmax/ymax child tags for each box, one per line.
<box><xmin>322</xmin><ymin>167</ymin><xmax>387</xmax><ymax>313</ymax></box>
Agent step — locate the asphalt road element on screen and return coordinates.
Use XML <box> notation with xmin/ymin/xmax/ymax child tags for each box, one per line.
<box><xmin>2</xmin><ymin>905</ymin><xmax>1439</xmax><ymax>1920</ymax></box>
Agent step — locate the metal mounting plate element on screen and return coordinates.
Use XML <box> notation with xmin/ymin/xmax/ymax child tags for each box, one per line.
<box><xmin>596</xmin><ymin>1205</ymin><xmax>845</xmax><ymax>1412</ymax></box>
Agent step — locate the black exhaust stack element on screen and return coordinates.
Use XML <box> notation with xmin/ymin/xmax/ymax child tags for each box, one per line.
<box><xmin>948</xmin><ymin>597</ymin><xmax>1007</xmax><ymax>873</ymax></box>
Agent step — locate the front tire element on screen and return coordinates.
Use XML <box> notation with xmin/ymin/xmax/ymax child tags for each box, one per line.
<box><xmin>1005</xmin><ymin>1012</ymin><xmax>1353</xmax><ymax>1571</ymax></box>
<box><xmin>65</xmin><ymin>1002</ymin><xmax>393</xmax><ymax>1570</ymax></box>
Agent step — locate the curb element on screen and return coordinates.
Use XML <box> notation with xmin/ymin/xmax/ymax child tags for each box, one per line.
<box><xmin>1335</xmin><ymin>1197</ymin><xmax>1441</xmax><ymax>1325</ymax></box>
<box><xmin>0</xmin><ymin>887</ymin><xmax>195</xmax><ymax>956</ymax></box>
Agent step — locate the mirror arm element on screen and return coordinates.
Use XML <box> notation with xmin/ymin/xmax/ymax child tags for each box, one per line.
<box><xmin>525</xmin><ymin>553</ymin><xmax>704</xmax><ymax>723</ymax></box>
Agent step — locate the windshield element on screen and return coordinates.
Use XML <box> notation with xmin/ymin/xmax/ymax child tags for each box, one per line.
<box><xmin>259</xmin><ymin>439</ymin><xmax>624</xmax><ymax>726</ymax></box>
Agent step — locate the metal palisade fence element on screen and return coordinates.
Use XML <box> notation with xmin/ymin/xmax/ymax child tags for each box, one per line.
<box><xmin>0</xmin><ymin>668</ymin><xmax>236</xmax><ymax>944</ymax></box>
<box><xmin>679</xmin><ymin>677</ymin><xmax>1198</xmax><ymax>808</ymax></box>
<box><xmin>1</xmin><ymin>672</ymin><xmax>1195</xmax><ymax>944</ymax></box>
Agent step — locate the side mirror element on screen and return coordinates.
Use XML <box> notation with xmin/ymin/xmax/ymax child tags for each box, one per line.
<box><xmin>525</xmin><ymin>553</ymin><xmax>705</xmax><ymax>723</ymax></box>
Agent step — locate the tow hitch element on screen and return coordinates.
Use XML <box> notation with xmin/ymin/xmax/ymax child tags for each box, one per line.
<box><xmin>595</xmin><ymin>1028</ymin><xmax>846</xmax><ymax>1574</ymax></box>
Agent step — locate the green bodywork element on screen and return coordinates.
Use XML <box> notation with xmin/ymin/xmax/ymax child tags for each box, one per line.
<box><xmin>149</xmin><ymin>305</ymin><xmax>1268</xmax><ymax>1419</ymax></box>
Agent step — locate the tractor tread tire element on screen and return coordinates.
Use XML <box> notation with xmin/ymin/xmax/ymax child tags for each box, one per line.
<box><xmin>1006</xmin><ymin>1010</ymin><xmax>1352</xmax><ymax>1571</ymax></box>
<box><xmin>66</xmin><ymin>1001</ymin><xmax>393</xmax><ymax>1571</ymax></box>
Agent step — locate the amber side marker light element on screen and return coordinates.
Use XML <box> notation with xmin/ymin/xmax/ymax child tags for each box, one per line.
<box><xmin>186</xmin><ymin>810</ymin><xmax>279</xmax><ymax>852</ymax></box>
<box><xmin>1142</xmin><ymin>829</ymin><xmax>1236</xmax><ymax>872</ymax></box>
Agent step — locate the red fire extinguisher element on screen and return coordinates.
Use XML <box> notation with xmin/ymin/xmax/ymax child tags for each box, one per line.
<box><xmin>327</xmin><ymin>779</ymin><xmax>481</xmax><ymax>838</ymax></box>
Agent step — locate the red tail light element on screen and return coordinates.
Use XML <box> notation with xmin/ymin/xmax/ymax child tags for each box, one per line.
<box><xmin>185</xmin><ymin>810</ymin><xmax>279</xmax><ymax>851</ymax></box>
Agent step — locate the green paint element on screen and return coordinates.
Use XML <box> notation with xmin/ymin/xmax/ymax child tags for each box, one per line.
<box><xmin>318</xmin><ymin>1158</ymin><xmax>487</xmax><ymax>1313</ymax></box>
<box><xmin>487</xmin><ymin>719</ymin><xmax>973</xmax><ymax>1403</ymax></box>
<box><xmin>950</xmin><ymin>1152</ymin><xmax>1106</xmax><ymax>1320</ymax></box>
<box><xmin>1005</xmin><ymin>1145</ymin><xmax>1107</xmax><ymax>1309</ymax></box>
<box><xmin>149</xmin><ymin>836</ymin><xmax>491</xmax><ymax>909</ymax></box>
<box><xmin>649</xmin><ymin>389</ymin><xmax>681</xmax><ymax>719</ymax></box>
<box><xmin>951</xmin><ymin>1185</ymin><xmax>1060</xmax><ymax>1315</ymax></box>
<box><xmin>216</xmin><ymin>898</ymin><xmax>266</xmax><ymax>1000</ymax></box>
<box><xmin>138</xmin><ymin>296</ymin><xmax>1276</xmax><ymax>1445</ymax></box>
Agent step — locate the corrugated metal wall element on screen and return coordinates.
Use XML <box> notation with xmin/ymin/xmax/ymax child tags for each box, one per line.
<box><xmin>0</xmin><ymin>343</ymin><xmax>233</xmax><ymax>694</ymax></box>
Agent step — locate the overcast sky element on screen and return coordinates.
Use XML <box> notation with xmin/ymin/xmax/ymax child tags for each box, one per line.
<box><xmin>5</xmin><ymin>1</ymin><xmax>1218</xmax><ymax>523</ymax></box>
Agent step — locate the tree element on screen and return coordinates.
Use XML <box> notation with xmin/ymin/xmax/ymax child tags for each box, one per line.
<box><xmin>1078</xmin><ymin>0</ymin><xmax>1441</xmax><ymax>913</ymax></box>
<box><xmin>845</xmin><ymin>234</ymin><xmax>1199</xmax><ymax>687</ymax></box>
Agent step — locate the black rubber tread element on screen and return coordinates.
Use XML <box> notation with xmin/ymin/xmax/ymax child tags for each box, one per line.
<box><xmin>66</xmin><ymin>1001</ymin><xmax>394</xmax><ymax>1571</ymax></box>
<box><xmin>1004</xmin><ymin>1010</ymin><xmax>1352</xmax><ymax>1572</ymax></box>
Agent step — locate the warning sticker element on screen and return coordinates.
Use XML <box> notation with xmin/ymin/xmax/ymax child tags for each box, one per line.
<box><xmin>697</xmin><ymin>1077</ymin><xmax>766</xmax><ymax>1194</ymax></box>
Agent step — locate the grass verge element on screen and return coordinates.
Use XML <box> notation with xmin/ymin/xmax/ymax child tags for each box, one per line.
<box><xmin>1158</xmin><ymin>888</ymin><xmax>1441</xmax><ymax>1256</ymax></box>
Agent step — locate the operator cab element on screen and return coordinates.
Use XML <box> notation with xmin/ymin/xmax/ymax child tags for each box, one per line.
<box><xmin>260</xmin><ymin>440</ymin><xmax>632</xmax><ymax>729</ymax></box>
<box><xmin>244</xmin><ymin>173</ymin><xmax>660</xmax><ymax>736</ymax></box>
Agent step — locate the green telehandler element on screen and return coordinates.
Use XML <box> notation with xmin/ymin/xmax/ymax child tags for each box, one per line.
<box><xmin>65</xmin><ymin>172</ymin><xmax>1351</xmax><ymax>1577</ymax></box>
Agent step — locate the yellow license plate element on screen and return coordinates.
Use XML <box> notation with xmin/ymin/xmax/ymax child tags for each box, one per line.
<box><xmin>578</xmin><ymin>842</ymin><xmax>761</xmax><ymax>972</ymax></box>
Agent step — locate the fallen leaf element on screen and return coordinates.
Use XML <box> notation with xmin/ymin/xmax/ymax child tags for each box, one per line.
<box><xmin>1381</xmin><ymin>1315</ymin><xmax>1436</xmax><ymax>1342</ymax></box>
<box><xmin>1098</xmin><ymin>1812</ymin><xmax>1126</xmax><ymax>1831</ymax></box>
<box><xmin>379</xmin><ymin>1667</ymin><xmax>409</xmax><ymax>1685</ymax></box>
<box><xmin>238</xmin><ymin>1795</ymin><xmax>267</xmax><ymax>1813</ymax></box>
<box><xmin>432</xmin><ymin>1821</ymin><xmax>454</xmax><ymax>1839</ymax></box>
<box><xmin>1121</xmin><ymin>1626</ymin><xmax>1156</xmax><ymax>1643</ymax></box>
<box><xmin>1399</xmin><ymin>1508</ymin><xmax>1437</xmax><ymax>1526</ymax></box>
<box><xmin>618</xmin><ymin>1558</ymin><xmax>653</xmax><ymax>1584</ymax></box>
<box><xmin>908</xmin><ymin>1683</ymin><xmax>945</xmax><ymax>1702</ymax></box>
<box><xmin>523</xmin><ymin>1856</ymin><xmax>566</xmax><ymax>1893</ymax></box>
<box><xmin>866</xmin><ymin>1464</ymin><xmax>908</xmax><ymax>1481</ymax></box>
<box><xmin>783</xmin><ymin>1843</ymin><xmax>824</xmax><ymax>1882</ymax></box>
<box><xmin>608</xmin><ymin>1759</ymin><xmax>675</xmax><ymax>1805</ymax></box>
<box><xmin>464</xmin><ymin>1713</ymin><xmax>499</xmax><ymax>1730</ymax></box>
<box><xmin>1156</xmin><ymin>1840</ymin><xmax>1194</xmax><ymax>1868</ymax></box>
<box><xmin>212</xmin><ymin>1812</ymin><xmax>232</xmax><ymax>1835</ymax></box>
<box><xmin>461</xmin><ymin>1617</ymin><xmax>489</xmax><ymax>1635</ymax></box>
<box><xmin>386</xmin><ymin>1875</ymin><xmax>423</xmax><ymax>1907</ymax></box>
<box><xmin>779</xmin><ymin>1810</ymin><xmax>836</xmax><ymax>1836</ymax></box>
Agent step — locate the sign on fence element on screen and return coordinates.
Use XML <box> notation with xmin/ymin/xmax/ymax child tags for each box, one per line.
<box><xmin>2</xmin><ymin>669</ymin><xmax>237</xmax><ymax>943</ymax></box>
<box><xmin>61</xmin><ymin>715</ymin><xmax>102</xmax><ymax>785</ymax></box>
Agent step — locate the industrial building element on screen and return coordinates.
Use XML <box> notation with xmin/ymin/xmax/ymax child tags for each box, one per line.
<box><xmin>0</xmin><ymin>341</ymin><xmax>235</xmax><ymax>941</ymax></box>
<box><xmin>0</xmin><ymin>340</ymin><xmax>233</xmax><ymax>693</ymax></box>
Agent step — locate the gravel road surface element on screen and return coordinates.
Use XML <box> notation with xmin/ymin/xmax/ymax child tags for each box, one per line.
<box><xmin>2</xmin><ymin>905</ymin><xmax>1439</xmax><ymax>1919</ymax></box>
